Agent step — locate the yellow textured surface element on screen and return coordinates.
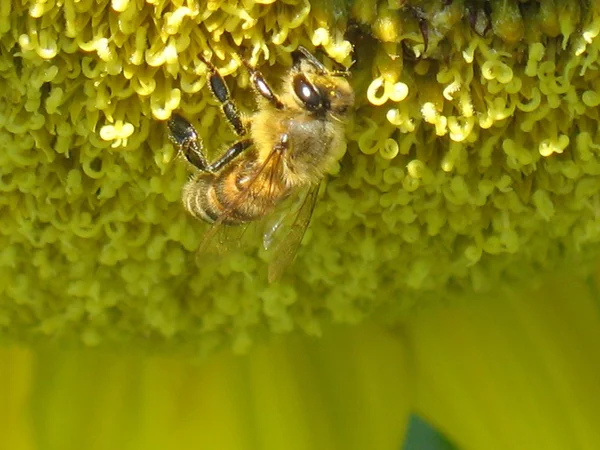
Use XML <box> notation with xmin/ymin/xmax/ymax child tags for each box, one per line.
<box><xmin>1</xmin><ymin>324</ymin><xmax>409</xmax><ymax>450</ymax></box>
<box><xmin>3</xmin><ymin>275</ymin><xmax>600</xmax><ymax>450</ymax></box>
<box><xmin>2</xmin><ymin>0</ymin><xmax>600</xmax><ymax>351</ymax></box>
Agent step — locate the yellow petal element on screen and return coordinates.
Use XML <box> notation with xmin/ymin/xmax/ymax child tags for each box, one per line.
<box><xmin>1</xmin><ymin>324</ymin><xmax>410</xmax><ymax>450</ymax></box>
<box><xmin>408</xmin><ymin>273</ymin><xmax>600</xmax><ymax>449</ymax></box>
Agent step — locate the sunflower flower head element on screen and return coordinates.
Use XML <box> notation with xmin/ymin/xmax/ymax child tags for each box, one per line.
<box><xmin>1</xmin><ymin>0</ymin><xmax>600</xmax><ymax>355</ymax></box>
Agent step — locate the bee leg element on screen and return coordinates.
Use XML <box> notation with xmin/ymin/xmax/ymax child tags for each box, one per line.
<box><xmin>168</xmin><ymin>113</ymin><xmax>251</xmax><ymax>173</ymax></box>
<box><xmin>418</xmin><ymin>19</ymin><xmax>429</xmax><ymax>54</ymax></box>
<box><xmin>406</xmin><ymin>5</ymin><xmax>429</xmax><ymax>54</ymax></box>
<box><xmin>242</xmin><ymin>60</ymin><xmax>284</xmax><ymax>109</ymax></box>
<box><xmin>168</xmin><ymin>113</ymin><xmax>211</xmax><ymax>171</ymax></box>
<box><xmin>200</xmin><ymin>56</ymin><xmax>248</xmax><ymax>137</ymax></box>
<box><xmin>273</xmin><ymin>133</ymin><xmax>290</xmax><ymax>153</ymax></box>
<box><xmin>207</xmin><ymin>139</ymin><xmax>253</xmax><ymax>172</ymax></box>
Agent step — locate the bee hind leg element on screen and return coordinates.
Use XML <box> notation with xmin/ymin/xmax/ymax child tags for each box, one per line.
<box><xmin>168</xmin><ymin>114</ymin><xmax>210</xmax><ymax>171</ymax></box>
<box><xmin>168</xmin><ymin>114</ymin><xmax>252</xmax><ymax>173</ymax></box>
<box><xmin>207</xmin><ymin>139</ymin><xmax>252</xmax><ymax>172</ymax></box>
<box><xmin>199</xmin><ymin>56</ymin><xmax>248</xmax><ymax>137</ymax></box>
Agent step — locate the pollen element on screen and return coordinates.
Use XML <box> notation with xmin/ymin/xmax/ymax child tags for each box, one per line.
<box><xmin>2</xmin><ymin>0</ymin><xmax>600</xmax><ymax>351</ymax></box>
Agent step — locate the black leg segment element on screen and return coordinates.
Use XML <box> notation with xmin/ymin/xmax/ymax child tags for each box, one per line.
<box><xmin>243</xmin><ymin>61</ymin><xmax>284</xmax><ymax>109</ymax></box>
<box><xmin>200</xmin><ymin>56</ymin><xmax>247</xmax><ymax>137</ymax></box>
<box><xmin>208</xmin><ymin>139</ymin><xmax>252</xmax><ymax>172</ymax></box>
<box><xmin>168</xmin><ymin>113</ymin><xmax>252</xmax><ymax>173</ymax></box>
<box><xmin>168</xmin><ymin>114</ymin><xmax>210</xmax><ymax>171</ymax></box>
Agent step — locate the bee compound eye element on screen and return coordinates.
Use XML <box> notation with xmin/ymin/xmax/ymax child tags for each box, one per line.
<box><xmin>293</xmin><ymin>75</ymin><xmax>323</xmax><ymax>111</ymax></box>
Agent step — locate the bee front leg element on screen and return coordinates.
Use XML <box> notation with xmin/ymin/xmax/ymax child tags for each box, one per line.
<box><xmin>406</xmin><ymin>6</ymin><xmax>429</xmax><ymax>53</ymax></box>
<box><xmin>274</xmin><ymin>133</ymin><xmax>290</xmax><ymax>152</ymax></box>
<box><xmin>168</xmin><ymin>114</ymin><xmax>252</xmax><ymax>173</ymax></box>
<box><xmin>242</xmin><ymin>60</ymin><xmax>284</xmax><ymax>110</ymax></box>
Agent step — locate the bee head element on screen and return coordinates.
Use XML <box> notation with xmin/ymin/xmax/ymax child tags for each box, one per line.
<box><xmin>290</xmin><ymin>47</ymin><xmax>355</xmax><ymax>117</ymax></box>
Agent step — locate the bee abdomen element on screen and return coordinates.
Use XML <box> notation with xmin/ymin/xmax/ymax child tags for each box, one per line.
<box><xmin>182</xmin><ymin>174</ymin><xmax>221</xmax><ymax>224</ymax></box>
<box><xmin>214</xmin><ymin>165</ymin><xmax>275</xmax><ymax>224</ymax></box>
<box><xmin>182</xmin><ymin>167</ymin><xmax>273</xmax><ymax>225</ymax></box>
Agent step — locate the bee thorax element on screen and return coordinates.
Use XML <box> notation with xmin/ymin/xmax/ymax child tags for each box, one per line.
<box><xmin>283</xmin><ymin>119</ymin><xmax>344</xmax><ymax>184</ymax></box>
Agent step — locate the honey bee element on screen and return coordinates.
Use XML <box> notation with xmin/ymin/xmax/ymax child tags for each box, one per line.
<box><xmin>168</xmin><ymin>46</ymin><xmax>354</xmax><ymax>281</ymax></box>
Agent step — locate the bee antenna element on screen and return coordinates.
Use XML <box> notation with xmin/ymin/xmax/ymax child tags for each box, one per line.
<box><xmin>292</xmin><ymin>46</ymin><xmax>327</xmax><ymax>73</ymax></box>
<box><xmin>292</xmin><ymin>46</ymin><xmax>353</xmax><ymax>78</ymax></box>
<box><xmin>330</xmin><ymin>68</ymin><xmax>352</xmax><ymax>79</ymax></box>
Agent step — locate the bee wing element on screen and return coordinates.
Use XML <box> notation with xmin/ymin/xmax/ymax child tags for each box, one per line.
<box><xmin>261</xmin><ymin>185</ymin><xmax>311</xmax><ymax>251</ymax></box>
<box><xmin>196</xmin><ymin>221</ymin><xmax>254</xmax><ymax>259</ymax></box>
<box><xmin>195</xmin><ymin>147</ymin><xmax>284</xmax><ymax>261</ymax></box>
<box><xmin>266</xmin><ymin>183</ymin><xmax>321</xmax><ymax>283</ymax></box>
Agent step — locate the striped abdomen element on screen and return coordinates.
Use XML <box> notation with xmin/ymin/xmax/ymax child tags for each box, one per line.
<box><xmin>182</xmin><ymin>151</ymin><xmax>289</xmax><ymax>225</ymax></box>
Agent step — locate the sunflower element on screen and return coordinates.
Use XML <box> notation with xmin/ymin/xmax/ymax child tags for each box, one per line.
<box><xmin>2</xmin><ymin>0</ymin><xmax>600</xmax><ymax>449</ymax></box>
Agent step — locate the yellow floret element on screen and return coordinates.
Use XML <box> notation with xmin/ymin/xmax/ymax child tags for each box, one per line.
<box><xmin>2</xmin><ymin>0</ymin><xmax>600</xmax><ymax>351</ymax></box>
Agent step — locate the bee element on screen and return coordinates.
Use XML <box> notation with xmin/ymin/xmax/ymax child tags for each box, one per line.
<box><xmin>168</xmin><ymin>46</ymin><xmax>355</xmax><ymax>281</ymax></box>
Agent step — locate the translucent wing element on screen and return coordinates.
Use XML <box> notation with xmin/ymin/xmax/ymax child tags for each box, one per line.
<box><xmin>261</xmin><ymin>185</ymin><xmax>312</xmax><ymax>251</ymax></box>
<box><xmin>195</xmin><ymin>147</ymin><xmax>285</xmax><ymax>262</ymax></box>
<box><xmin>196</xmin><ymin>220</ymin><xmax>254</xmax><ymax>260</ymax></box>
<box><xmin>266</xmin><ymin>183</ymin><xmax>321</xmax><ymax>283</ymax></box>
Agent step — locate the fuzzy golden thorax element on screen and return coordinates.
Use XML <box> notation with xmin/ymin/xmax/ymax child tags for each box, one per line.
<box><xmin>250</xmin><ymin>59</ymin><xmax>354</xmax><ymax>187</ymax></box>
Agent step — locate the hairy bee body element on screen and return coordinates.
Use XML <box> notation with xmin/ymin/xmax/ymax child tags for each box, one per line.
<box><xmin>183</xmin><ymin>147</ymin><xmax>288</xmax><ymax>225</ymax></box>
<box><xmin>249</xmin><ymin>106</ymin><xmax>349</xmax><ymax>186</ymax></box>
<box><xmin>168</xmin><ymin>46</ymin><xmax>354</xmax><ymax>280</ymax></box>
